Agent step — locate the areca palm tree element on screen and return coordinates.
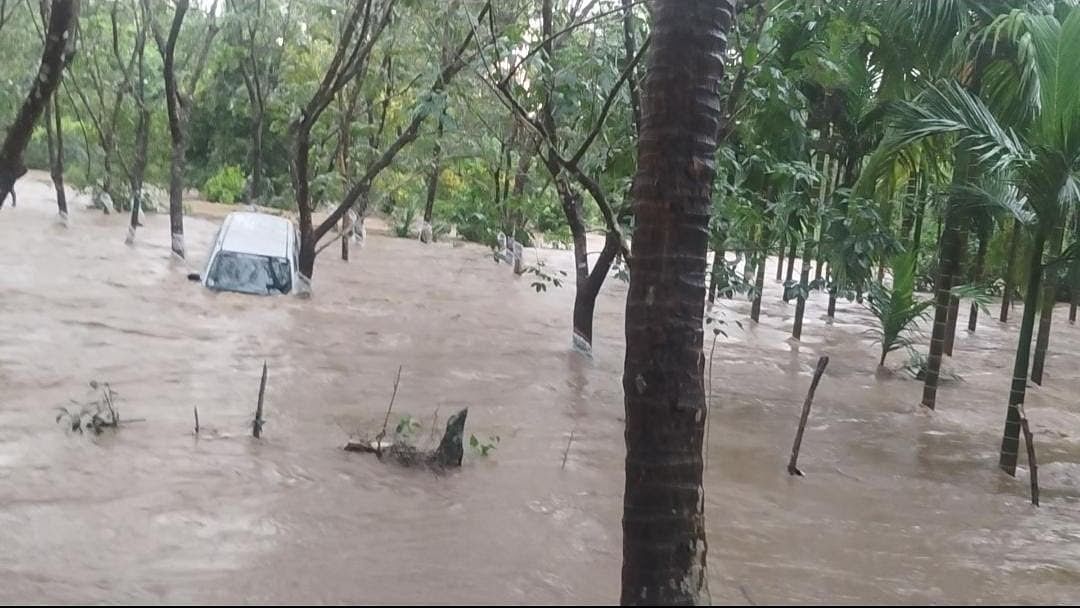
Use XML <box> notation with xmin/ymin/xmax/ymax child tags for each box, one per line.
<box><xmin>875</xmin><ymin>8</ymin><xmax>1080</xmax><ymax>474</ymax></box>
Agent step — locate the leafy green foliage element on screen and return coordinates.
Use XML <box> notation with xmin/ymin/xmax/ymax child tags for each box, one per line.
<box><xmin>469</xmin><ymin>433</ymin><xmax>499</xmax><ymax>457</ymax></box>
<box><xmin>865</xmin><ymin>251</ymin><xmax>933</xmax><ymax>366</ymax></box>
<box><xmin>203</xmin><ymin>165</ymin><xmax>246</xmax><ymax>204</ymax></box>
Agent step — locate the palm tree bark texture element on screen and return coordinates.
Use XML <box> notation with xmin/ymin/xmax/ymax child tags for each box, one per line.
<box><xmin>621</xmin><ymin>0</ymin><xmax>735</xmax><ymax>605</ymax></box>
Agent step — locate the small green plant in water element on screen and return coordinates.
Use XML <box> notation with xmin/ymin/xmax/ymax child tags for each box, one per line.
<box><xmin>394</xmin><ymin>415</ymin><xmax>421</xmax><ymax>442</ymax></box>
<box><xmin>865</xmin><ymin>251</ymin><xmax>933</xmax><ymax>367</ymax></box>
<box><xmin>524</xmin><ymin>259</ymin><xmax>566</xmax><ymax>292</ymax></box>
<box><xmin>469</xmin><ymin>433</ymin><xmax>499</xmax><ymax>456</ymax></box>
<box><xmin>392</xmin><ymin>204</ymin><xmax>419</xmax><ymax>238</ymax></box>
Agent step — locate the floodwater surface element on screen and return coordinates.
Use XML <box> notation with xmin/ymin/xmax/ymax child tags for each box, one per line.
<box><xmin>2</xmin><ymin>173</ymin><xmax>1080</xmax><ymax>605</ymax></box>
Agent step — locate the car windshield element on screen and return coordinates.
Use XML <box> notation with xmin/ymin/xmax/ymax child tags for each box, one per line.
<box><xmin>206</xmin><ymin>251</ymin><xmax>292</xmax><ymax>295</ymax></box>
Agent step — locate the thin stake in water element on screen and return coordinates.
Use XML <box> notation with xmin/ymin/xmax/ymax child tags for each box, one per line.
<box><xmin>253</xmin><ymin>362</ymin><xmax>267</xmax><ymax>438</ymax></box>
<box><xmin>787</xmin><ymin>356</ymin><xmax>829</xmax><ymax>476</ymax></box>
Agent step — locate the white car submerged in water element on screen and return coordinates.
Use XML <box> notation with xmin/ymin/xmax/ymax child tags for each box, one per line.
<box><xmin>189</xmin><ymin>211</ymin><xmax>303</xmax><ymax>296</ymax></box>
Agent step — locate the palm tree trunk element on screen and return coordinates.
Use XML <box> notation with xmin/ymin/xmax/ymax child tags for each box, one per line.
<box><xmin>999</xmin><ymin>229</ymin><xmax>1047</xmax><ymax>475</ymax></box>
<box><xmin>943</xmin><ymin>232</ymin><xmax>967</xmax><ymax>356</ymax></box>
<box><xmin>967</xmin><ymin>229</ymin><xmax>989</xmax><ymax>331</ymax></box>
<box><xmin>783</xmin><ymin>238</ymin><xmax>797</xmax><ymax>300</ymax></box>
<box><xmin>1031</xmin><ymin>223</ymin><xmax>1065</xmax><ymax>385</ymax></box>
<box><xmin>920</xmin><ymin>205</ymin><xmax>965</xmax><ymax>409</ymax></box>
<box><xmin>1000</xmin><ymin>218</ymin><xmax>1020</xmax><ymax>322</ymax></box>
<box><xmin>792</xmin><ymin>235</ymin><xmax>813</xmax><ymax>340</ymax></box>
<box><xmin>775</xmin><ymin>233</ymin><xmax>786</xmax><ymax>281</ymax></box>
<box><xmin>621</xmin><ymin>0</ymin><xmax>733</xmax><ymax>603</ymax></box>
<box><xmin>750</xmin><ymin>232</ymin><xmax>768</xmax><ymax>322</ymax></box>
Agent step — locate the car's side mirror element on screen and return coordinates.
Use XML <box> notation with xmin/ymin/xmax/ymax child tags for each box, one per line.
<box><xmin>187</xmin><ymin>273</ymin><xmax>202</xmax><ymax>282</ymax></box>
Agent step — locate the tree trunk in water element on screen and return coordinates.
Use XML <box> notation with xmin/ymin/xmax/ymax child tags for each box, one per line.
<box><xmin>249</xmin><ymin>110</ymin><xmax>264</xmax><ymax>204</ymax></box>
<box><xmin>967</xmin><ymin>230</ymin><xmax>989</xmax><ymax>331</ymax></box>
<box><xmin>750</xmin><ymin>232</ymin><xmax>768</xmax><ymax>323</ymax></box>
<box><xmin>1031</xmin><ymin>223</ymin><xmax>1065</xmax><ymax>385</ymax></box>
<box><xmin>554</xmin><ymin>179</ymin><xmax>598</xmax><ymax>352</ymax></box>
<box><xmin>621</xmin><ymin>0</ymin><xmax>732</xmax><ymax>603</ymax></box>
<box><xmin>162</xmin><ymin>0</ymin><xmax>190</xmax><ymax>259</ymax></box>
<box><xmin>920</xmin><ymin>205</ymin><xmax>965</xmax><ymax>410</ymax></box>
<box><xmin>1070</xmin><ymin>290</ymin><xmax>1077</xmax><ymax>324</ymax></box>
<box><xmin>783</xmin><ymin>239</ymin><xmax>797</xmax><ymax>301</ymax></box>
<box><xmin>44</xmin><ymin>96</ymin><xmax>68</xmax><ymax>220</ymax></box>
<box><xmin>573</xmin><ymin>232</ymin><xmax>620</xmax><ymax>352</ymax></box>
<box><xmin>793</xmin><ymin>236</ymin><xmax>813</xmax><ymax>340</ymax></box>
<box><xmin>943</xmin><ymin>232</ymin><xmax>966</xmax><ymax>356</ymax></box>
<box><xmin>827</xmin><ymin>285</ymin><xmax>837</xmax><ymax>319</ymax></box>
<box><xmin>0</xmin><ymin>0</ymin><xmax>80</xmax><ymax>208</ymax></box>
<box><xmin>1000</xmin><ymin>219</ymin><xmax>1020</xmax><ymax>322</ymax></box>
<box><xmin>911</xmin><ymin>194</ymin><xmax>926</xmax><ymax>271</ymax></box>
<box><xmin>708</xmin><ymin>247</ymin><xmax>725</xmax><ymax>303</ymax></box>
<box><xmin>420</xmin><ymin>117</ymin><xmax>444</xmax><ymax>244</ymax></box>
<box><xmin>775</xmin><ymin>234</ymin><xmax>786</xmax><ymax>281</ymax></box>
<box><xmin>999</xmin><ymin>229</ymin><xmax>1048</xmax><ymax>476</ymax></box>
<box><xmin>127</xmin><ymin>105</ymin><xmax>149</xmax><ymax>243</ymax></box>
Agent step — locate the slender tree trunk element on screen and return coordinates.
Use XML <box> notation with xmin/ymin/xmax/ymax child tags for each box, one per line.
<box><xmin>1000</xmin><ymin>218</ymin><xmax>1020</xmax><ymax>322</ymax></box>
<box><xmin>555</xmin><ymin>179</ymin><xmax>597</xmax><ymax>351</ymax></box>
<box><xmin>750</xmin><ymin>231</ymin><xmax>769</xmax><ymax>323</ymax></box>
<box><xmin>775</xmin><ymin>233</ymin><xmax>786</xmax><ymax>281</ymax></box>
<box><xmin>250</xmin><ymin>110</ymin><xmax>264</xmax><ymax>203</ymax></box>
<box><xmin>127</xmin><ymin>10</ymin><xmax>149</xmax><ymax>244</ymax></box>
<box><xmin>127</xmin><ymin>106</ymin><xmax>149</xmax><ymax>242</ymax></box>
<box><xmin>621</xmin><ymin>0</ymin><xmax>733</xmax><ymax>603</ymax></box>
<box><xmin>573</xmin><ymin>232</ymin><xmax>620</xmax><ymax>350</ymax></box>
<box><xmin>1000</xmin><ymin>229</ymin><xmax>1048</xmax><ymax>476</ymax></box>
<box><xmin>922</xmin><ymin>216</ymin><xmax>963</xmax><ymax>409</ymax></box>
<box><xmin>911</xmin><ymin>192</ymin><xmax>926</xmax><ymax>270</ymax></box>
<box><xmin>162</xmin><ymin>0</ymin><xmax>190</xmax><ymax>258</ymax></box>
<box><xmin>943</xmin><ymin>232</ymin><xmax>967</xmax><ymax>356</ymax></box>
<box><xmin>967</xmin><ymin>229</ymin><xmax>989</xmax><ymax>331</ymax></box>
<box><xmin>793</xmin><ymin>235</ymin><xmax>813</xmax><ymax>340</ymax></box>
<box><xmin>44</xmin><ymin>95</ymin><xmax>68</xmax><ymax>220</ymax></box>
<box><xmin>1031</xmin><ymin>223</ymin><xmax>1065</xmax><ymax>385</ymax></box>
<box><xmin>708</xmin><ymin>246</ymin><xmax>725</xmax><ymax>303</ymax></box>
<box><xmin>783</xmin><ymin>239</ymin><xmax>797</xmax><ymax>300</ymax></box>
<box><xmin>420</xmin><ymin>116</ymin><xmax>445</xmax><ymax>244</ymax></box>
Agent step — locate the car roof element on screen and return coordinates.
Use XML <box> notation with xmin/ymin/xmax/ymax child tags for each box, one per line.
<box><xmin>218</xmin><ymin>212</ymin><xmax>294</xmax><ymax>258</ymax></box>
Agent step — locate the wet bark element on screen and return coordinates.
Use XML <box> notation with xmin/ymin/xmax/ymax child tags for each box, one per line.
<box><xmin>783</xmin><ymin>239</ymin><xmax>797</xmax><ymax>300</ymax></box>
<box><xmin>775</xmin><ymin>234</ymin><xmax>786</xmax><ymax>281</ymax></box>
<box><xmin>1000</xmin><ymin>229</ymin><xmax>1047</xmax><ymax>475</ymax></box>
<box><xmin>420</xmin><ymin>116</ymin><xmax>445</xmax><ymax>243</ymax></box>
<box><xmin>792</xmin><ymin>236</ymin><xmax>813</xmax><ymax>340</ymax></box>
<box><xmin>943</xmin><ymin>232</ymin><xmax>967</xmax><ymax>356</ymax></box>
<box><xmin>127</xmin><ymin>6</ymin><xmax>149</xmax><ymax>242</ymax></box>
<box><xmin>621</xmin><ymin>1</ymin><xmax>733</xmax><ymax>603</ymax></box>
<box><xmin>573</xmin><ymin>232</ymin><xmax>620</xmax><ymax>350</ymax></box>
<box><xmin>920</xmin><ymin>147</ymin><xmax>970</xmax><ymax>410</ymax></box>
<box><xmin>1000</xmin><ymin>219</ymin><xmax>1020</xmax><ymax>322</ymax></box>
<box><xmin>750</xmin><ymin>230</ymin><xmax>769</xmax><ymax>323</ymax></box>
<box><xmin>0</xmin><ymin>0</ymin><xmax>80</xmax><ymax>208</ymax></box>
<box><xmin>44</xmin><ymin>95</ymin><xmax>68</xmax><ymax>218</ymax></box>
<box><xmin>967</xmin><ymin>229</ymin><xmax>989</xmax><ymax>332</ymax></box>
<box><xmin>1031</xmin><ymin>223</ymin><xmax>1065</xmax><ymax>385</ymax></box>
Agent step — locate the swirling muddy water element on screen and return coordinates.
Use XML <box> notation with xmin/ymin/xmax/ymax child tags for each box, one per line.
<box><xmin>2</xmin><ymin>173</ymin><xmax>1079</xmax><ymax>604</ymax></box>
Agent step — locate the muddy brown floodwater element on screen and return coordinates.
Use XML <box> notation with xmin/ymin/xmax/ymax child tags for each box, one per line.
<box><xmin>2</xmin><ymin>172</ymin><xmax>1080</xmax><ymax>605</ymax></box>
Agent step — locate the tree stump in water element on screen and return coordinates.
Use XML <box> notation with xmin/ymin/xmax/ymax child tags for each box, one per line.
<box><xmin>345</xmin><ymin>408</ymin><xmax>468</xmax><ymax>471</ymax></box>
